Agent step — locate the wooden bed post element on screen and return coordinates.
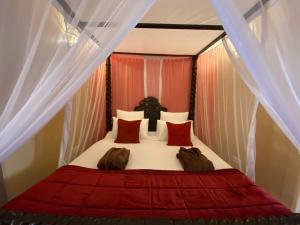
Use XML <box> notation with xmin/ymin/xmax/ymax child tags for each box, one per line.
<box><xmin>106</xmin><ymin>56</ymin><xmax>112</xmax><ymax>132</ymax></box>
<box><xmin>188</xmin><ymin>55</ymin><xmax>198</xmax><ymax>121</ymax></box>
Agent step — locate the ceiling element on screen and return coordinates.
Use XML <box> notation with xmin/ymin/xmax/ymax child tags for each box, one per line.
<box><xmin>115</xmin><ymin>0</ymin><xmax>222</xmax><ymax>55</ymax></box>
<box><xmin>114</xmin><ymin>29</ymin><xmax>223</xmax><ymax>55</ymax></box>
<box><xmin>140</xmin><ymin>0</ymin><xmax>221</xmax><ymax>25</ymax></box>
<box><xmin>63</xmin><ymin>0</ymin><xmax>258</xmax><ymax>55</ymax></box>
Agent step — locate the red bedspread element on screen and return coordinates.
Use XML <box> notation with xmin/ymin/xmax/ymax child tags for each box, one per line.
<box><xmin>4</xmin><ymin>165</ymin><xmax>291</xmax><ymax>219</ymax></box>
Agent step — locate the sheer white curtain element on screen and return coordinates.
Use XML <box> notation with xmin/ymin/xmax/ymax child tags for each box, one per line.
<box><xmin>0</xmin><ymin>0</ymin><xmax>154</xmax><ymax>162</ymax></box>
<box><xmin>211</xmin><ymin>0</ymin><xmax>300</xmax><ymax>153</ymax></box>
<box><xmin>144</xmin><ymin>57</ymin><xmax>163</xmax><ymax>101</ymax></box>
<box><xmin>195</xmin><ymin>43</ymin><xmax>258</xmax><ymax>179</ymax></box>
<box><xmin>59</xmin><ymin>63</ymin><xmax>106</xmax><ymax>166</ymax></box>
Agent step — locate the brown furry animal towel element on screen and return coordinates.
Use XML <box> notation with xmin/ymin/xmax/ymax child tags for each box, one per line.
<box><xmin>97</xmin><ymin>147</ymin><xmax>130</xmax><ymax>170</ymax></box>
<box><xmin>176</xmin><ymin>147</ymin><xmax>214</xmax><ymax>172</ymax></box>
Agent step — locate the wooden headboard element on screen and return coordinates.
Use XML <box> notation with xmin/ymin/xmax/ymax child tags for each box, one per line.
<box><xmin>134</xmin><ymin>97</ymin><xmax>167</xmax><ymax>131</ymax></box>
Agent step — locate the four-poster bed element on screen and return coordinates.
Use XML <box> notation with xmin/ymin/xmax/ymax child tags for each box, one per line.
<box><xmin>2</xmin><ymin>97</ymin><xmax>297</xmax><ymax>224</ymax></box>
<box><xmin>1</xmin><ymin>0</ymin><xmax>300</xmax><ymax>224</ymax></box>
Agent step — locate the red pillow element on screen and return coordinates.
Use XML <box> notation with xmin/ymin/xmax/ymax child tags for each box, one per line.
<box><xmin>166</xmin><ymin>121</ymin><xmax>193</xmax><ymax>146</ymax></box>
<box><xmin>115</xmin><ymin>119</ymin><xmax>141</xmax><ymax>143</ymax></box>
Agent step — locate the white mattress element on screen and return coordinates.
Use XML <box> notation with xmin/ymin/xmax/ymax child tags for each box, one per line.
<box><xmin>70</xmin><ymin>132</ymin><xmax>231</xmax><ymax>170</ymax></box>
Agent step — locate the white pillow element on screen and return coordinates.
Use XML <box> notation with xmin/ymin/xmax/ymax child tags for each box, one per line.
<box><xmin>117</xmin><ymin>109</ymin><xmax>144</xmax><ymax>120</ymax></box>
<box><xmin>156</xmin><ymin>120</ymin><xmax>195</xmax><ymax>141</ymax></box>
<box><xmin>160</xmin><ymin>111</ymin><xmax>188</xmax><ymax>122</ymax></box>
<box><xmin>156</xmin><ymin>120</ymin><xmax>168</xmax><ymax>141</ymax></box>
<box><xmin>112</xmin><ymin>117</ymin><xmax>118</xmax><ymax>138</ymax></box>
<box><xmin>140</xmin><ymin>119</ymin><xmax>149</xmax><ymax>139</ymax></box>
<box><xmin>112</xmin><ymin>117</ymin><xmax>149</xmax><ymax>139</ymax></box>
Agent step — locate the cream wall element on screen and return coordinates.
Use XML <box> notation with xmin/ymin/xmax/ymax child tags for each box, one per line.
<box><xmin>1</xmin><ymin>109</ymin><xmax>64</xmax><ymax>201</ymax></box>
<box><xmin>296</xmin><ymin>177</ymin><xmax>300</xmax><ymax>211</ymax></box>
<box><xmin>256</xmin><ymin>104</ymin><xmax>300</xmax><ymax>211</ymax></box>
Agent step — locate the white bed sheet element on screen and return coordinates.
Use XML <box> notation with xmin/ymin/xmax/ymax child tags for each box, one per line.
<box><xmin>70</xmin><ymin>132</ymin><xmax>231</xmax><ymax>170</ymax></box>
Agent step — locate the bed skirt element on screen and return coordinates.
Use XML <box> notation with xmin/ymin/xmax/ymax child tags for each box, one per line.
<box><xmin>1</xmin><ymin>210</ymin><xmax>300</xmax><ymax>225</ymax></box>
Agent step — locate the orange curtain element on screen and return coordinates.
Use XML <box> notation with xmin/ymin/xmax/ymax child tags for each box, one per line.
<box><xmin>111</xmin><ymin>54</ymin><xmax>144</xmax><ymax>115</ymax></box>
<box><xmin>145</xmin><ymin>58</ymin><xmax>161</xmax><ymax>99</ymax></box>
<box><xmin>161</xmin><ymin>57</ymin><xmax>192</xmax><ymax>112</ymax></box>
<box><xmin>110</xmin><ymin>54</ymin><xmax>192</xmax><ymax>113</ymax></box>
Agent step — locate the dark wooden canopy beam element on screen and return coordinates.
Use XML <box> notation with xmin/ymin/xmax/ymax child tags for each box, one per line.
<box><xmin>113</xmin><ymin>51</ymin><xmax>193</xmax><ymax>57</ymax></box>
<box><xmin>135</xmin><ymin>23</ymin><xmax>223</xmax><ymax>30</ymax></box>
<box><xmin>196</xmin><ymin>32</ymin><xmax>226</xmax><ymax>56</ymax></box>
<box><xmin>78</xmin><ymin>22</ymin><xmax>224</xmax><ymax>31</ymax></box>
